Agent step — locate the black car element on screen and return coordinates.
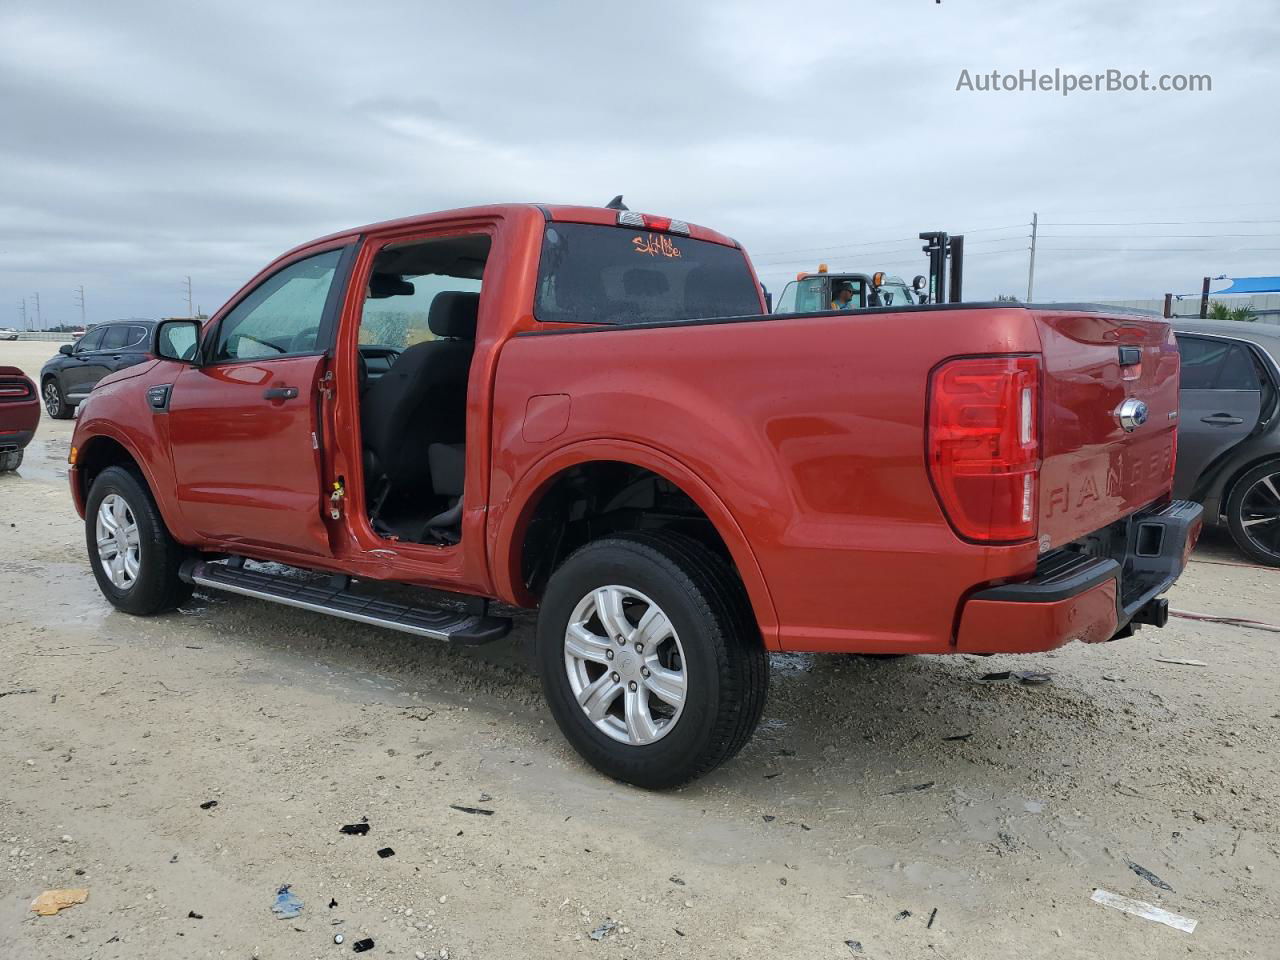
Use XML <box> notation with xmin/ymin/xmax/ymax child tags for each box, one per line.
<box><xmin>39</xmin><ymin>319</ymin><xmax>157</xmax><ymax>419</ymax></box>
<box><xmin>1173</xmin><ymin>320</ymin><xmax>1280</xmax><ymax>565</ymax></box>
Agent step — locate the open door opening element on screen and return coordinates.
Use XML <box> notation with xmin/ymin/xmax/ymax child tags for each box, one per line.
<box><xmin>356</xmin><ymin>234</ymin><xmax>490</xmax><ymax>545</ymax></box>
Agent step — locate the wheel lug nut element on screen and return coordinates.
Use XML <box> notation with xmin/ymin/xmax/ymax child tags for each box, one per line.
<box><xmin>634</xmin><ymin>642</ymin><xmax>644</xmax><ymax>653</ymax></box>
<box><xmin>617</xmin><ymin>636</ymin><xmax>626</xmax><ymax>645</ymax></box>
<box><xmin>605</xmin><ymin>649</ymin><xmax>614</xmax><ymax>660</ymax></box>
<box><xmin>628</xmin><ymin>681</ymin><xmax>637</xmax><ymax>691</ymax></box>
<box><xmin>641</xmin><ymin>667</ymin><xmax>650</xmax><ymax>678</ymax></box>
<box><xmin>611</xmin><ymin>672</ymin><xmax>620</xmax><ymax>683</ymax></box>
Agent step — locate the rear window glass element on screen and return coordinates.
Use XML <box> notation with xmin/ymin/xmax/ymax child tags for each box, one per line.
<box><xmin>534</xmin><ymin>223</ymin><xmax>762</xmax><ymax>325</ymax></box>
<box><xmin>1177</xmin><ymin>335</ymin><xmax>1261</xmax><ymax>390</ymax></box>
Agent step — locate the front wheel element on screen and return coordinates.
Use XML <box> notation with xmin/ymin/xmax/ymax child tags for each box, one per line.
<box><xmin>537</xmin><ymin>531</ymin><xmax>768</xmax><ymax>788</ymax></box>
<box><xmin>43</xmin><ymin>378</ymin><xmax>72</xmax><ymax>419</ymax></box>
<box><xmin>85</xmin><ymin>465</ymin><xmax>193</xmax><ymax>614</ymax></box>
<box><xmin>1226</xmin><ymin>460</ymin><xmax>1280</xmax><ymax>567</ymax></box>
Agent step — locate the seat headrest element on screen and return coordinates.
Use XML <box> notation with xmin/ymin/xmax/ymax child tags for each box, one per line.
<box><xmin>428</xmin><ymin>292</ymin><xmax>480</xmax><ymax>339</ymax></box>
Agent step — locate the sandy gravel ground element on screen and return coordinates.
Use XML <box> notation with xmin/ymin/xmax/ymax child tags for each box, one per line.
<box><xmin>2</xmin><ymin>341</ymin><xmax>1278</xmax><ymax>959</ymax></box>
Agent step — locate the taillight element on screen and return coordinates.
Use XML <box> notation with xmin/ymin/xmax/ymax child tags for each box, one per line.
<box><xmin>617</xmin><ymin>211</ymin><xmax>691</xmax><ymax>235</ymax></box>
<box><xmin>928</xmin><ymin>355</ymin><xmax>1041</xmax><ymax>542</ymax></box>
<box><xmin>0</xmin><ymin>379</ymin><xmax>33</xmax><ymax>401</ymax></box>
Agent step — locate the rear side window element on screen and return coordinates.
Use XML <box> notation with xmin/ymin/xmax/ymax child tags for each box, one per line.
<box><xmin>535</xmin><ymin>223</ymin><xmax>762</xmax><ymax>325</ymax></box>
<box><xmin>1176</xmin><ymin>335</ymin><xmax>1261</xmax><ymax>390</ymax></box>
<box><xmin>100</xmin><ymin>325</ymin><xmax>131</xmax><ymax>350</ymax></box>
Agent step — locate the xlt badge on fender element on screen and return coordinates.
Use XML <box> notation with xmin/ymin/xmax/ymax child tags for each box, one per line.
<box><xmin>1116</xmin><ymin>397</ymin><xmax>1149</xmax><ymax>433</ymax></box>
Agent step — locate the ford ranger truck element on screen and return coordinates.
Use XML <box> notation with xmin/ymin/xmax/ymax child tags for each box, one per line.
<box><xmin>67</xmin><ymin>203</ymin><xmax>1202</xmax><ymax>788</ymax></box>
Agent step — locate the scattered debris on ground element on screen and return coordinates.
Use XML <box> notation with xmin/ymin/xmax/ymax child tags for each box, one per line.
<box><xmin>198</xmin><ymin>799</ymin><xmax>218</xmax><ymax>810</ymax></box>
<box><xmin>589</xmin><ymin>919</ymin><xmax>619</xmax><ymax>941</ymax></box>
<box><xmin>353</xmin><ymin>936</ymin><xmax>375</xmax><ymax>951</ymax></box>
<box><xmin>187</xmin><ymin>910</ymin><xmax>203</xmax><ymax>919</ymax></box>
<box><xmin>844</xmin><ymin>939</ymin><xmax>863</xmax><ymax>953</ymax></box>
<box><xmin>0</xmin><ymin>687</ymin><xmax>37</xmax><ymax>698</ymax></box>
<box><xmin>1126</xmin><ymin>860</ymin><xmax>1174</xmax><ymax>892</ymax></box>
<box><xmin>894</xmin><ymin>910</ymin><xmax>912</xmax><ymax>921</ymax></box>
<box><xmin>340</xmin><ymin>821</ymin><xmax>371</xmax><ymax>835</ymax></box>
<box><xmin>30</xmin><ymin>888</ymin><xmax>88</xmax><ymax>915</ymax></box>
<box><xmin>1090</xmin><ymin>889</ymin><xmax>1196</xmax><ymax>933</ymax></box>
<box><xmin>377</xmin><ymin>847</ymin><xmax>395</xmax><ymax>858</ymax></box>
<box><xmin>1154</xmin><ymin>657</ymin><xmax>1208</xmax><ymax>666</ymax></box>
<box><xmin>884</xmin><ymin>782</ymin><xmax>935</xmax><ymax>796</ymax></box>
<box><xmin>927</xmin><ymin>908</ymin><xmax>938</xmax><ymax>928</ymax></box>
<box><xmin>449</xmin><ymin>804</ymin><xmax>494</xmax><ymax>816</ymax></box>
<box><xmin>271</xmin><ymin>884</ymin><xmax>303</xmax><ymax>919</ymax></box>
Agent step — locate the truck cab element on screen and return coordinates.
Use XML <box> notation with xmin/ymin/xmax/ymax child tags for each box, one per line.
<box><xmin>774</xmin><ymin>267</ymin><xmax>925</xmax><ymax>314</ymax></box>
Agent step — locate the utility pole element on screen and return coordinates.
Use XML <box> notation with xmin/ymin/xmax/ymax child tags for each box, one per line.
<box><xmin>73</xmin><ymin>285</ymin><xmax>86</xmax><ymax>327</ymax></box>
<box><xmin>183</xmin><ymin>276</ymin><xmax>193</xmax><ymax>319</ymax></box>
<box><xmin>1199</xmin><ymin>276</ymin><xmax>1211</xmax><ymax>319</ymax></box>
<box><xmin>1026</xmin><ymin>212</ymin><xmax>1038</xmax><ymax>303</ymax></box>
<box><xmin>32</xmin><ymin>292</ymin><xmax>42</xmax><ymax>331</ymax></box>
<box><xmin>18</xmin><ymin>299</ymin><xmax>27</xmax><ymax>331</ymax></box>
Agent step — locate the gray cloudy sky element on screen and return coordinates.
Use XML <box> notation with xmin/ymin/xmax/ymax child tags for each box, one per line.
<box><xmin>2</xmin><ymin>0</ymin><xmax>1278</xmax><ymax>326</ymax></box>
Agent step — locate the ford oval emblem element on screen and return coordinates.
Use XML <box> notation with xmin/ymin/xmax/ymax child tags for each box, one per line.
<box><xmin>1117</xmin><ymin>397</ymin><xmax>1149</xmax><ymax>432</ymax></box>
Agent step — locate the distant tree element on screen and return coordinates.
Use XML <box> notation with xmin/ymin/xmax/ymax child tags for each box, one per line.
<box><xmin>995</xmin><ymin>294</ymin><xmax>1020</xmax><ymax>302</ymax></box>
<box><xmin>1207</xmin><ymin>300</ymin><xmax>1257</xmax><ymax>322</ymax></box>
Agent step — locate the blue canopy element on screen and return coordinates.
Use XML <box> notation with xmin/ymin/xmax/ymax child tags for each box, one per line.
<box><xmin>1213</xmin><ymin>276</ymin><xmax>1280</xmax><ymax>295</ymax></box>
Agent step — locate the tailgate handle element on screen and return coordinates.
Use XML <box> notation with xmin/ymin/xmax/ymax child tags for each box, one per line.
<box><xmin>1118</xmin><ymin>347</ymin><xmax>1142</xmax><ymax>366</ymax></box>
<box><xmin>1201</xmin><ymin>413</ymin><xmax>1244</xmax><ymax>425</ymax></box>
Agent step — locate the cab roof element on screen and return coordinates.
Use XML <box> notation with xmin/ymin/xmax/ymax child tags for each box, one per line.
<box><xmin>294</xmin><ymin>203</ymin><xmax>739</xmax><ymax>256</ymax></box>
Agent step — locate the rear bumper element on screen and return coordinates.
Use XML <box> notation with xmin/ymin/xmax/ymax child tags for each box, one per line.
<box><xmin>0</xmin><ymin>428</ymin><xmax>35</xmax><ymax>451</ymax></box>
<box><xmin>956</xmin><ymin>499</ymin><xmax>1203</xmax><ymax>654</ymax></box>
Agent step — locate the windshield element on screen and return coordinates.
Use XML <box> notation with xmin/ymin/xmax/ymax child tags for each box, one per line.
<box><xmin>534</xmin><ymin>223</ymin><xmax>762</xmax><ymax>325</ymax></box>
<box><xmin>872</xmin><ymin>281</ymin><xmax>915</xmax><ymax>307</ymax></box>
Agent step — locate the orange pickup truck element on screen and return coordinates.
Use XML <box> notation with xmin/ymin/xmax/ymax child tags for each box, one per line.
<box><xmin>68</xmin><ymin>202</ymin><xmax>1201</xmax><ymax>786</ymax></box>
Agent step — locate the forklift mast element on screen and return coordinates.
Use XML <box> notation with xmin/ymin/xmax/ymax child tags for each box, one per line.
<box><xmin>918</xmin><ymin>232</ymin><xmax>965</xmax><ymax>303</ymax></box>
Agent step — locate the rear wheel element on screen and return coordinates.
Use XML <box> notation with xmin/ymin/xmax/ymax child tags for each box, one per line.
<box><xmin>85</xmin><ymin>466</ymin><xmax>193</xmax><ymax>614</ymax></box>
<box><xmin>537</xmin><ymin>531</ymin><xmax>768</xmax><ymax>788</ymax></box>
<box><xmin>0</xmin><ymin>449</ymin><xmax>22</xmax><ymax>472</ymax></box>
<box><xmin>1226</xmin><ymin>460</ymin><xmax>1280</xmax><ymax>567</ymax></box>
<box><xmin>43</xmin><ymin>377</ymin><xmax>72</xmax><ymax>419</ymax></box>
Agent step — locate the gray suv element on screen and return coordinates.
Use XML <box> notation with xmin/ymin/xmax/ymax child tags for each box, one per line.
<box><xmin>1173</xmin><ymin>320</ymin><xmax>1280</xmax><ymax>565</ymax></box>
<box><xmin>38</xmin><ymin>319</ymin><xmax>156</xmax><ymax>419</ymax></box>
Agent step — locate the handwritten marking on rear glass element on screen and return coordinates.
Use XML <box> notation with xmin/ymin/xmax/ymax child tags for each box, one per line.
<box><xmin>632</xmin><ymin>233</ymin><xmax>682</xmax><ymax>258</ymax></box>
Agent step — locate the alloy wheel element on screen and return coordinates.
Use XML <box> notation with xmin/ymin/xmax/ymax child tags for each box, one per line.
<box><xmin>1238</xmin><ymin>470</ymin><xmax>1280</xmax><ymax>561</ymax></box>
<box><xmin>43</xmin><ymin>381</ymin><xmax>61</xmax><ymax>416</ymax></box>
<box><xmin>563</xmin><ymin>585</ymin><xmax>687</xmax><ymax>746</ymax></box>
<box><xmin>95</xmin><ymin>493</ymin><xmax>142</xmax><ymax>589</ymax></box>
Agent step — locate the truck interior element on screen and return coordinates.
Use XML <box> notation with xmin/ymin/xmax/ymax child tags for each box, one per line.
<box><xmin>356</xmin><ymin>234</ymin><xmax>490</xmax><ymax>546</ymax></box>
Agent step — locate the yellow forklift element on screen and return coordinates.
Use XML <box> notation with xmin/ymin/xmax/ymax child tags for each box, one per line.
<box><xmin>772</xmin><ymin>231</ymin><xmax>964</xmax><ymax>314</ymax></box>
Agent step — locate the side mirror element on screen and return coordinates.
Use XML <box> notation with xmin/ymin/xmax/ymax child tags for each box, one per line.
<box><xmin>59</xmin><ymin>343</ymin><xmax>73</xmax><ymax>356</ymax></box>
<box><xmin>154</xmin><ymin>319</ymin><xmax>202</xmax><ymax>364</ymax></box>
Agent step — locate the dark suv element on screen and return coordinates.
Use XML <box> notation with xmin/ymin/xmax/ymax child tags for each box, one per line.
<box><xmin>1173</xmin><ymin>320</ymin><xmax>1280</xmax><ymax>565</ymax></box>
<box><xmin>39</xmin><ymin>320</ymin><xmax>156</xmax><ymax>419</ymax></box>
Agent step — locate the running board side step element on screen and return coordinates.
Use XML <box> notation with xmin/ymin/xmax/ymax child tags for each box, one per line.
<box><xmin>180</xmin><ymin>559</ymin><xmax>511</xmax><ymax>645</ymax></box>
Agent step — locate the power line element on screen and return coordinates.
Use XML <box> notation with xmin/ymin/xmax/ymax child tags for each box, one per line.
<box><xmin>1042</xmin><ymin>218</ymin><xmax>1280</xmax><ymax>227</ymax></box>
<box><xmin>1038</xmin><ymin>232</ymin><xmax>1280</xmax><ymax>239</ymax></box>
<box><xmin>749</xmin><ymin>222</ymin><xmax>1030</xmax><ymax>261</ymax></box>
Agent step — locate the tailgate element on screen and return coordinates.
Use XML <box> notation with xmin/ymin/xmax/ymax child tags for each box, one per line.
<box><xmin>1033</xmin><ymin>309</ymin><xmax>1180</xmax><ymax>550</ymax></box>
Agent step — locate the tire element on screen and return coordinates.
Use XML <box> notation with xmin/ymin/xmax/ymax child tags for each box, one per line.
<box><xmin>537</xmin><ymin>531</ymin><xmax>768</xmax><ymax>788</ymax></box>
<box><xmin>1226</xmin><ymin>460</ymin><xmax>1280</xmax><ymax>567</ymax></box>
<box><xmin>85</xmin><ymin>465</ymin><xmax>193</xmax><ymax>614</ymax></box>
<box><xmin>0</xmin><ymin>449</ymin><xmax>22</xmax><ymax>472</ymax></box>
<box><xmin>42</xmin><ymin>377</ymin><xmax>72</xmax><ymax>419</ymax></box>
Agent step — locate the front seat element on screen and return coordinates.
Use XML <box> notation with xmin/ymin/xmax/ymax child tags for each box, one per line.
<box><xmin>360</xmin><ymin>291</ymin><xmax>479</xmax><ymax>503</ymax></box>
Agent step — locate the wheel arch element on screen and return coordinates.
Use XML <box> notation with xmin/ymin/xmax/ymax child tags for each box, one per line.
<box><xmin>1211</xmin><ymin>448</ymin><xmax>1280</xmax><ymax>522</ymax></box>
<box><xmin>493</xmin><ymin>440</ymin><xmax>779</xmax><ymax>649</ymax></box>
